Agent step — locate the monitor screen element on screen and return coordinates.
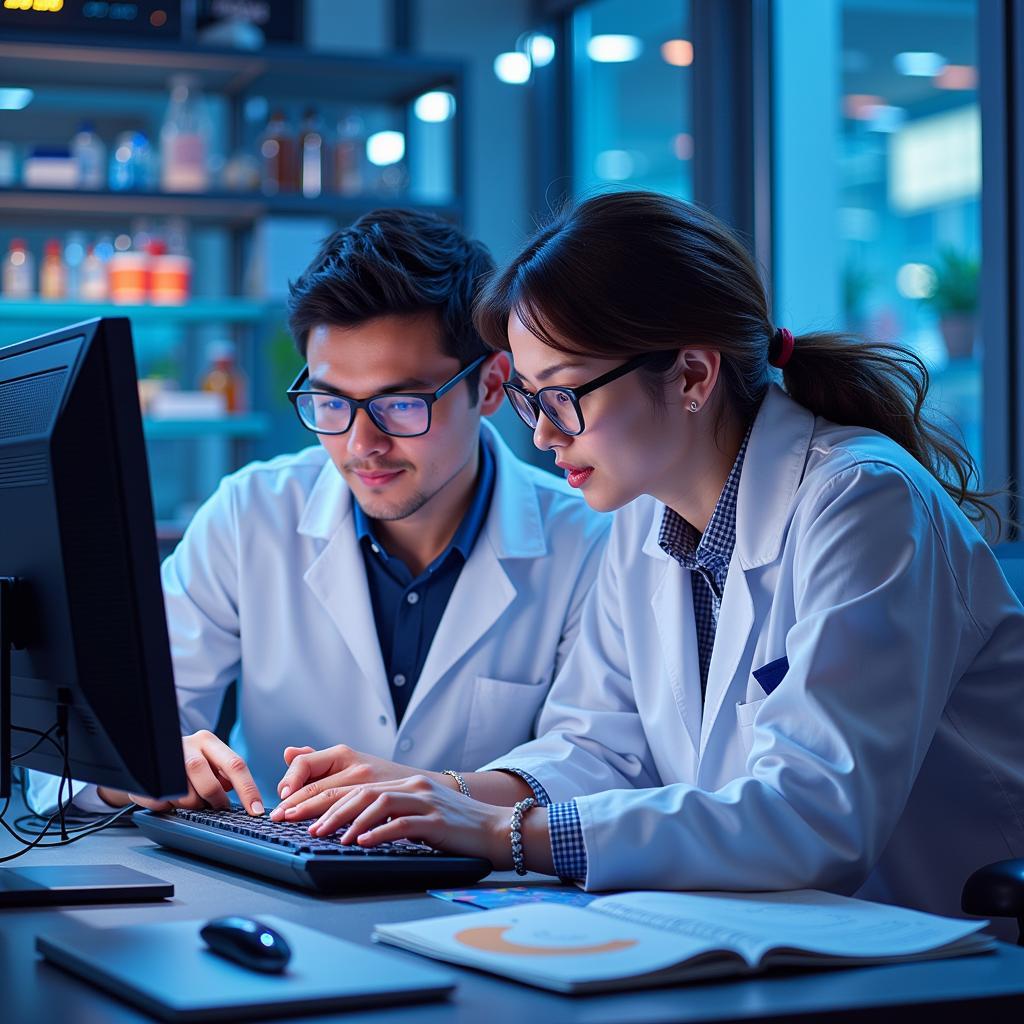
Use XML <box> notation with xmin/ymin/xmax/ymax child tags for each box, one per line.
<box><xmin>0</xmin><ymin>317</ymin><xmax>185</xmax><ymax>801</ymax></box>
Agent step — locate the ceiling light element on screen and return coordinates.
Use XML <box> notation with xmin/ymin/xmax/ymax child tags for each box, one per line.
<box><xmin>494</xmin><ymin>52</ymin><xmax>531</xmax><ymax>84</ymax></box>
<box><xmin>894</xmin><ymin>52</ymin><xmax>946</xmax><ymax>77</ymax></box>
<box><xmin>587</xmin><ymin>35</ymin><xmax>642</xmax><ymax>63</ymax></box>
<box><xmin>0</xmin><ymin>88</ymin><xmax>33</xmax><ymax>111</ymax></box>
<box><xmin>661</xmin><ymin>39</ymin><xmax>693</xmax><ymax>67</ymax></box>
<box><xmin>413</xmin><ymin>91</ymin><xmax>456</xmax><ymax>122</ymax></box>
<box><xmin>366</xmin><ymin>131</ymin><xmax>405</xmax><ymax>166</ymax></box>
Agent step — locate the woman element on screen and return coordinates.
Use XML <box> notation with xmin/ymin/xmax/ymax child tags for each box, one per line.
<box><xmin>271</xmin><ymin>191</ymin><xmax>1024</xmax><ymax>929</ymax></box>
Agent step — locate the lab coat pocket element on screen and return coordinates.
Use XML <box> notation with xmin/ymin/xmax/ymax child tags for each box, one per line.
<box><xmin>736</xmin><ymin>696</ymin><xmax>768</xmax><ymax>729</ymax></box>
<box><xmin>462</xmin><ymin>675</ymin><xmax>548</xmax><ymax>770</ymax></box>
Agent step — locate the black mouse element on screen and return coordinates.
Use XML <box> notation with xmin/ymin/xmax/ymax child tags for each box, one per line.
<box><xmin>200</xmin><ymin>916</ymin><xmax>292</xmax><ymax>974</ymax></box>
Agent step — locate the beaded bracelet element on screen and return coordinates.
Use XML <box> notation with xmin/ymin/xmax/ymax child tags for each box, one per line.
<box><xmin>442</xmin><ymin>770</ymin><xmax>470</xmax><ymax>797</ymax></box>
<box><xmin>510</xmin><ymin>796</ymin><xmax>537</xmax><ymax>875</ymax></box>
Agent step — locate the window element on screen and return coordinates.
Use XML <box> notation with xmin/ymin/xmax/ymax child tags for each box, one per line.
<box><xmin>571</xmin><ymin>0</ymin><xmax>693</xmax><ymax>198</ymax></box>
<box><xmin>774</xmin><ymin>0</ymin><xmax>982</xmax><ymax>469</ymax></box>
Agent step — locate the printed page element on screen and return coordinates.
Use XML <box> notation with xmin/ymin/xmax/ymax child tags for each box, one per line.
<box><xmin>589</xmin><ymin>889</ymin><xmax>990</xmax><ymax>965</ymax></box>
<box><xmin>374</xmin><ymin>903</ymin><xmax>741</xmax><ymax>992</ymax></box>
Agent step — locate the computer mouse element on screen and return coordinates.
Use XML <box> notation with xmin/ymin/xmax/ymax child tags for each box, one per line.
<box><xmin>200</xmin><ymin>916</ymin><xmax>292</xmax><ymax>974</ymax></box>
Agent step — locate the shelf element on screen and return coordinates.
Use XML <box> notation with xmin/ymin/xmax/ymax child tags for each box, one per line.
<box><xmin>142</xmin><ymin>413</ymin><xmax>271</xmax><ymax>440</ymax></box>
<box><xmin>0</xmin><ymin>38</ymin><xmax>464</xmax><ymax>104</ymax></box>
<box><xmin>0</xmin><ymin>298</ymin><xmax>281</xmax><ymax>323</ymax></box>
<box><xmin>0</xmin><ymin>187</ymin><xmax>462</xmax><ymax>225</ymax></box>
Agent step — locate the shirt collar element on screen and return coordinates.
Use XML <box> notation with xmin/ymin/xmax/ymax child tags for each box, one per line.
<box><xmin>354</xmin><ymin>440</ymin><xmax>496</xmax><ymax>568</ymax></box>
<box><xmin>658</xmin><ymin>426</ymin><xmax>752</xmax><ymax>576</ymax></box>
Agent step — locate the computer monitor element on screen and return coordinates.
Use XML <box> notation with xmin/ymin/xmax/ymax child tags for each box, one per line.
<box><xmin>0</xmin><ymin>317</ymin><xmax>186</xmax><ymax>804</ymax></box>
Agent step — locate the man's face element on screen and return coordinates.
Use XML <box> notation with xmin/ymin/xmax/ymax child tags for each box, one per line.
<box><xmin>305</xmin><ymin>313</ymin><xmax>484</xmax><ymax>521</ymax></box>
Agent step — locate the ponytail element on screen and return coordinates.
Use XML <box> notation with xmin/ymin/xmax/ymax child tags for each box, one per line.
<box><xmin>778</xmin><ymin>332</ymin><xmax>1002</xmax><ymax>534</ymax></box>
<box><xmin>474</xmin><ymin>190</ymin><xmax>1005</xmax><ymax>537</ymax></box>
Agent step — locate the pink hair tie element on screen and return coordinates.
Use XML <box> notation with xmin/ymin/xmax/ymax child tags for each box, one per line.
<box><xmin>769</xmin><ymin>327</ymin><xmax>794</xmax><ymax>369</ymax></box>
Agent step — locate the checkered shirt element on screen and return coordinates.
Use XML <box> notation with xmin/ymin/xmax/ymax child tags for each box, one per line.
<box><xmin>658</xmin><ymin>428</ymin><xmax>750</xmax><ymax>696</ymax></box>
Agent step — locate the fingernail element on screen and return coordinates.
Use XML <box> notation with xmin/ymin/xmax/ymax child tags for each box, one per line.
<box><xmin>285</xmin><ymin>807</ymin><xmax>296</xmax><ymax>816</ymax></box>
<box><xmin>280</xmin><ymin>786</ymin><xmax>290</xmax><ymax>799</ymax></box>
<box><xmin>251</xmin><ymin>801</ymin><xmax>265</xmax><ymax>816</ymax></box>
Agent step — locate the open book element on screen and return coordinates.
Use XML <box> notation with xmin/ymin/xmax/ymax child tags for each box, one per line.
<box><xmin>374</xmin><ymin>888</ymin><xmax>994</xmax><ymax>994</ymax></box>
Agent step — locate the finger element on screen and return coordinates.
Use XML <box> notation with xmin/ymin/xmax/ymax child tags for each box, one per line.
<box><xmin>182</xmin><ymin>752</ymin><xmax>231</xmax><ymax>810</ymax></box>
<box><xmin>271</xmin><ymin>785</ymin><xmax>346</xmax><ymax>822</ymax></box>
<box><xmin>312</xmin><ymin>786</ymin><xmax>389</xmax><ymax>838</ymax></box>
<box><xmin>277</xmin><ymin>748</ymin><xmax>343</xmax><ymax>800</ymax></box>
<box><xmin>199</xmin><ymin>735</ymin><xmax>264</xmax><ymax>814</ymax></box>
<box><xmin>128</xmin><ymin>792</ymin><xmax>174</xmax><ymax>812</ymax></box>
<box><xmin>325</xmin><ymin>791</ymin><xmax>422</xmax><ymax>842</ymax></box>
<box><xmin>356</xmin><ymin>816</ymin><xmax>430</xmax><ymax>848</ymax></box>
<box><xmin>282</xmin><ymin>745</ymin><xmax>314</xmax><ymax>770</ymax></box>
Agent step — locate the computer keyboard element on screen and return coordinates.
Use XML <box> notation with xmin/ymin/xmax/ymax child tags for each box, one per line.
<box><xmin>134</xmin><ymin>807</ymin><xmax>492</xmax><ymax>893</ymax></box>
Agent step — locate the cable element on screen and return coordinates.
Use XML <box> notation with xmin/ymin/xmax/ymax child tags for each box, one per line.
<box><xmin>0</xmin><ymin>711</ymin><xmax>137</xmax><ymax>859</ymax></box>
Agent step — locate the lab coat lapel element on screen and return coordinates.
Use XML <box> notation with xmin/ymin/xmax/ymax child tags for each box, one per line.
<box><xmin>643</xmin><ymin>514</ymin><xmax>702</xmax><ymax>766</ymax></box>
<box><xmin>698</xmin><ymin>563</ymin><xmax>755</xmax><ymax>758</ymax></box>
<box><xmin>698</xmin><ymin>385</ymin><xmax>816</xmax><ymax>758</ymax></box>
<box><xmin>298</xmin><ymin>460</ymin><xmax>391</xmax><ymax>714</ymax></box>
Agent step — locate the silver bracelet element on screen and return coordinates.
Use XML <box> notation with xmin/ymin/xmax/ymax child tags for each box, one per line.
<box><xmin>510</xmin><ymin>797</ymin><xmax>537</xmax><ymax>875</ymax></box>
<box><xmin>442</xmin><ymin>770</ymin><xmax>470</xmax><ymax>797</ymax></box>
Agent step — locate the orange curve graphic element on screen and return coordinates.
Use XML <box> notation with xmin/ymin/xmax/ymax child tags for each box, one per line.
<box><xmin>454</xmin><ymin>925</ymin><xmax>637</xmax><ymax>957</ymax></box>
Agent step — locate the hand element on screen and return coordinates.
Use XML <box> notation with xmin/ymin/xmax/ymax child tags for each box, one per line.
<box><xmin>270</xmin><ymin>744</ymin><xmax>441</xmax><ymax>822</ymax></box>
<box><xmin>304</xmin><ymin>774</ymin><xmax>513</xmax><ymax>867</ymax></box>
<box><xmin>128</xmin><ymin>730</ymin><xmax>264</xmax><ymax>815</ymax></box>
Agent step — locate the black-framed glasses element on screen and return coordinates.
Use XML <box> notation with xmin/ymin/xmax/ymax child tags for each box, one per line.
<box><xmin>287</xmin><ymin>355</ymin><xmax>486</xmax><ymax>437</ymax></box>
<box><xmin>502</xmin><ymin>354</ymin><xmax>658</xmax><ymax>437</ymax></box>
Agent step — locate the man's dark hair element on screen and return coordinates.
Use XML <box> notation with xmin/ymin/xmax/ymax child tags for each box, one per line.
<box><xmin>287</xmin><ymin>209</ymin><xmax>495</xmax><ymax>399</ymax></box>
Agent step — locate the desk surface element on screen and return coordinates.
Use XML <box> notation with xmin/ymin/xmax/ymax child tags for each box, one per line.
<box><xmin>2</xmin><ymin>809</ymin><xmax>1024</xmax><ymax>1024</ymax></box>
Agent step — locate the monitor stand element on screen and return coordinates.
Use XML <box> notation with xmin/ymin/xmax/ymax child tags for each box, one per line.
<box><xmin>0</xmin><ymin>576</ymin><xmax>173</xmax><ymax>906</ymax></box>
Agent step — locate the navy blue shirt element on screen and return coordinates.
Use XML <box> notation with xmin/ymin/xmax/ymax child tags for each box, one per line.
<box><xmin>353</xmin><ymin>442</ymin><xmax>495</xmax><ymax>724</ymax></box>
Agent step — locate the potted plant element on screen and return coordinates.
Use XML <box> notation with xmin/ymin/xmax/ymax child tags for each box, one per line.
<box><xmin>926</xmin><ymin>247</ymin><xmax>979</xmax><ymax>360</ymax></box>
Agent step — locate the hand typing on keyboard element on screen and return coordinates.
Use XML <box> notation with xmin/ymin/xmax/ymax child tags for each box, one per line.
<box><xmin>108</xmin><ymin>730</ymin><xmax>266</xmax><ymax>817</ymax></box>
<box><xmin>270</xmin><ymin>744</ymin><xmax>450</xmax><ymax>824</ymax></box>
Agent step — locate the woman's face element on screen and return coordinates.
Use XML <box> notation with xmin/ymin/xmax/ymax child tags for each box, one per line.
<box><xmin>507</xmin><ymin>310</ymin><xmax>700</xmax><ymax>513</ymax></box>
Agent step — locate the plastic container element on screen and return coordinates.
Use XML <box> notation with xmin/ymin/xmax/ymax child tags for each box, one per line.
<box><xmin>149</xmin><ymin>238</ymin><xmax>192</xmax><ymax>305</ymax></box>
<box><xmin>109</xmin><ymin>131</ymin><xmax>154</xmax><ymax>191</ymax></box>
<box><xmin>80</xmin><ymin>244</ymin><xmax>108</xmax><ymax>301</ymax></box>
<box><xmin>2</xmin><ymin>238</ymin><xmax>34</xmax><ymax>298</ymax></box>
<box><xmin>71</xmin><ymin>121</ymin><xmax>106</xmax><ymax>189</ymax></box>
<box><xmin>108</xmin><ymin>250</ymin><xmax>149</xmax><ymax>304</ymax></box>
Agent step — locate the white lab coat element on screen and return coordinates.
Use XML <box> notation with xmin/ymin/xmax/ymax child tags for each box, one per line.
<box><xmin>486</xmin><ymin>385</ymin><xmax>1024</xmax><ymax>934</ymax></box>
<box><xmin>28</xmin><ymin>420</ymin><xmax>609</xmax><ymax>813</ymax></box>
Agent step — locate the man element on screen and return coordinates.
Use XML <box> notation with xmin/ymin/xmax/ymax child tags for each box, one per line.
<box><xmin>28</xmin><ymin>209</ymin><xmax>609</xmax><ymax>816</ymax></box>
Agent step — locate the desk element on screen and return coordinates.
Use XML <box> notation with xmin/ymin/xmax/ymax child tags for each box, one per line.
<box><xmin>2</xmin><ymin>814</ymin><xmax>1024</xmax><ymax>1024</ymax></box>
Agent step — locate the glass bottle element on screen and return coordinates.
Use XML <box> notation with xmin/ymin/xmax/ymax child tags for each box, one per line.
<box><xmin>299</xmin><ymin>106</ymin><xmax>326</xmax><ymax>199</ymax></box>
<box><xmin>2</xmin><ymin>238</ymin><xmax>34</xmax><ymax>298</ymax></box>
<box><xmin>160</xmin><ymin>74</ymin><xmax>212</xmax><ymax>193</ymax></box>
<box><xmin>334</xmin><ymin>111</ymin><xmax>365</xmax><ymax>196</ymax></box>
<box><xmin>200</xmin><ymin>341</ymin><xmax>248</xmax><ymax>414</ymax></box>
<box><xmin>260</xmin><ymin>110</ymin><xmax>298</xmax><ymax>195</ymax></box>
<box><xmin>40</xmin><ymin>239</ymin><xmax>66</xmax><ymax>300</ymax></box>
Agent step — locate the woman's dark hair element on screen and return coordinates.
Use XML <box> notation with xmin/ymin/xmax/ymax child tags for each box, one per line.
<box><xmin>474</xmin><ymin>190</ymin><xmax>1001</xmax><ymax>533</ymax></box>
<box><xmin>288</xmin><ymin>208</ymin><xmax>495</xmax><ymax>397</ymax></box>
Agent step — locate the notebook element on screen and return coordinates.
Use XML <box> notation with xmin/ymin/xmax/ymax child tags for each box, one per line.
<box><xmin>37</xmin><ymin>914</ymin><xmax>455</xmax><ymax>1021</ymax></box>
<box><xmin>374</xmin><ymin>888</ymin><xmax>994</xmax><ymax>994</ymax></box>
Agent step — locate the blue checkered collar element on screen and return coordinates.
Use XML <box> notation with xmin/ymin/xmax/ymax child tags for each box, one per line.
<box><xmin>658</xmin><ymin>426</ymin><xmax>752</xmax><ymax>581</ymax></box>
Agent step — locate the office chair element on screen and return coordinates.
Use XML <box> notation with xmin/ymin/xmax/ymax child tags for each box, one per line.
<box><xmin>960</xmin><ymin>546</ymin><xmax>1024</xmax><ymax>945</ymax></box>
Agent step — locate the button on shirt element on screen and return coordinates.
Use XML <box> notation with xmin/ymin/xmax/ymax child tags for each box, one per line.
<box><xmin>354</xmin><ymin>442</ymin><xmax>495</xmax><ymax>725</ymax></box>
<box><xmin>520</xmin><ymin>428</ymin><xmax>751</xmax><ymax>882</ymax></box>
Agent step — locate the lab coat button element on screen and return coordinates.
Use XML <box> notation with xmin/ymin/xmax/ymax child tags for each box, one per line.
<box><xmin>398</xmin><ymin>738</ymin><xmax>413</xmax><ymax>752</ymax></box>
<box><xmin>406</xmin><ymin>592</ymin><xmax>420</xmax><ymax>605</ymax></box>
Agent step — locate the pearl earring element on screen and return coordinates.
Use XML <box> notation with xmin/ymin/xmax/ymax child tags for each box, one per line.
<box><xmin>689</xmin><ymin>400</ymin><xmax>699</xmax><ymax>412</ymax></box>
